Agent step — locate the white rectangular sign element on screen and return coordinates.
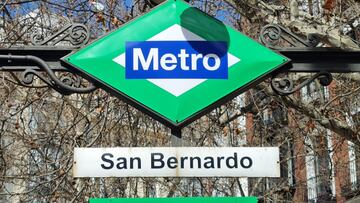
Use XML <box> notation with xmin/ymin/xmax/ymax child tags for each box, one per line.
<box><xmin>73</xmin><ymin>147</ymin><xmax>280</xmax><ymax>177</ymax></box>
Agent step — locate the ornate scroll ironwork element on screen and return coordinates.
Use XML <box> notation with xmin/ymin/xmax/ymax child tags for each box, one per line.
<box><xmin>261</xmin><ymin>23</ymin><xmax>333</xmax><ymax>96</ymax></box>
<box><xmin>31</xmin><ymin>24</ymin><xmax>90</xmax><ymax>47</ymax></box>
<box><xmin>260</xmin><ymin>24</ymin><xmax>321</xmax><ymax>49</ymax></box>
<box><xmin>0</xmin><ymin>55</ymin><xmax>96</xmax><ymax>95</ymax></box>
<box><xmin>271</xmin><ymin>72</ymin><xmax>333</xmax><ymax>96</ymax></box>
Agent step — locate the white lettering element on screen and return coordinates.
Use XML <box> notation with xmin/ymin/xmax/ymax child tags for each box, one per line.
<box><xmin>132</xmin><ymin>48</ymin><xmax>222</xmax><ymax>72</ymax></box>
<box><xmin>178</xmin><ymin>49</ymin><xmax>189</xmax><ymax>70</ymax></box>
<box><xmin>203</xmin><ymin>54</ymin><xmax>221</xmax><ymax>71</ymax></box>
<box><xmin>191</xmin><ymin>54</ymin><xmax>203</xmax><ymax>70</ymax></box>
<box><xmin>160</xmin><ymin>54</ymin><xmax>177</xmax><ymax>71</ymax></box>
<box><xmin>133</xmin><ymin>48</ymin><xmax>158</xmax><ymax>71</ymax></box>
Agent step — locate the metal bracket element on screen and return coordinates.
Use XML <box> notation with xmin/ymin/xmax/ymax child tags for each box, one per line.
<box><xmin>0</xmin><ymin>22</ymin><xmax>359</xmax><ymax>99</ymax></box>
<box><xmin>260</xmin><ymin>24</ymin><xmax>321</xmax><ymax>49</ymax></box>
<box><xmin>271</xmin><ymin>72</ymin><xmax>333</xmax><ymax>96</ymax></box>
<box><xmin>31</xmin><ymin>23</ymin><xmax>90</xmax><ymax>48</ymax></box>
<box><xmin>0</xmin><ymin>54</ymin><xmax>96</xmax><ymax>95</ymax></box>
<box><xmin>0</xmin><ymin>23</ymin><xmax>95</xmax><ymax>95</ymax></box>
<box><xmin>260</xmin><ymin>23</ymin><xmax>358</xmax><ymax>96</ymax></box>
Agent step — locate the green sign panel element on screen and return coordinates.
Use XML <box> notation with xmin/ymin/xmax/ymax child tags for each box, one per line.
<box><xmin>90</xmin><ymin>197</ymin><xmax>257</xmax><ymax>203</ymax></box>
<box><xmin>62</xmin><ymin>0</ymin><xmax>289</xmax><ymax>130</ymax></box>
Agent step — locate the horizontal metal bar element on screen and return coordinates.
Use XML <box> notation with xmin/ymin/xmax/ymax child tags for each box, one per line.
<box><xmin>0</xmin><ymin>46</ymin><xmax>75</xmax><ymax>57</ymax></box>
<box><xmin>0</xmin><ymin>47</ymin><xmax>73</xmax><ymax>71</ymax></box>
<box><xmin>0</xmin><ymin>65</ymin><xmax>67</xmax><ymax>71</ymax></box>
<box><xmin>0</xmin><ymin>47</ymin><xmax>73</xmax><ymax>59</ymax></box>
<box><xmin>1</xmin><ymin>47</ymin><xmax>360</xmax><ymax>73</ymax></box>
<box><xmin>287</xmin><ymin>63</ymin><xmax>360</xmax><ymax>72</ymax></box>
<box><xmin>279</xmin><ymin>47</ymin><xmax>360</xmax><ymax>72</ymax></box>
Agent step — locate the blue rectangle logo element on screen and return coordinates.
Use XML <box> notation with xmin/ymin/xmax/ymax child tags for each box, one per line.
<box><xmin>125</xmin><ymin>41</ymin><xmax>228</xmax><ymax>79</ymax></box>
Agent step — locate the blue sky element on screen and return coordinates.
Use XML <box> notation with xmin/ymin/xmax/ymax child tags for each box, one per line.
<box><xmin>4</xmin><ymin>0</ymin><xmax>239</xmax><ymax>27</ymax></box>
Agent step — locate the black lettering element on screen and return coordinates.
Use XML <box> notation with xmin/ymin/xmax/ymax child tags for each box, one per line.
<box><xmin>151</xmin><ymin>153</ymin><xmax>165</xmax><ymax>169</ymax></box>
<box><xmin>116</xmin><ymin>157</ymin><xmax>127</xmax><ymax>169</ymax></box>
<box><xmin>167</xmin><ymin>157</ymin><xmax>178</xmax><ymax>169</ymax></box>
<box><xmin>180</xmin><ymin>157</ymin><xmax>188</xmax><ymax>168</ymax></box>
<box><xmin>101</xmin><ymin>153</ymin><xmax>114</xmax><ymax>170</ymax></box>
<box><xmin>190</xmin><ymin>157</ymin><xmax>201</xmax><ymax>169</ymax></box>
<box><xmin>217</xmin><ymin>156</ymin><xmax>225</xmax><ymax>168</ymax></box>
<box><xmin>130</xmin><ymin>157</ymin><xmax>141</xmax><ymax>169</ymax></box>
<box><xmin>240</xmin><ymin>157</ymin><xmax>253</xmax><ymax>169</ymax></box>
<box><xmin>204</xmin><ymin>157</ymin><xmax>215</xmax><ymax>169</ymax></box>
<box><xmin>226</xmin><ymin>153</ymin><xmax>238</xmax><ymax>169</ymax></box>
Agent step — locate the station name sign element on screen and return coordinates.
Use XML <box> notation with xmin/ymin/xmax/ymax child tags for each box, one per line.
<box><xmin>73</xmin><ymin>147</ymin><xmax>279</xmax><ymax>177</ymax></box>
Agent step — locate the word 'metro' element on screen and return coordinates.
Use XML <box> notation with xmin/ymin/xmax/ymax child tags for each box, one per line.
<box><xmin>125</xmin><ymin>41</ymin><xmax>228</xmax><ymax>79</ymax></box>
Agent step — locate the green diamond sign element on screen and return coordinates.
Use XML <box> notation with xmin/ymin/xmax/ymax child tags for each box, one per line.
<box><xmin>61</xmin><ymin>0</ymin><xmax>289</xmax><ymax>130</ymax></box>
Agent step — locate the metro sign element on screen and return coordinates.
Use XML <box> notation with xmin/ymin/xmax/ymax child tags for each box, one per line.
<box><xmin>62</xmin><ymin>0</ymin><xmax>289</xmax><ymax>130</ymax></box>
